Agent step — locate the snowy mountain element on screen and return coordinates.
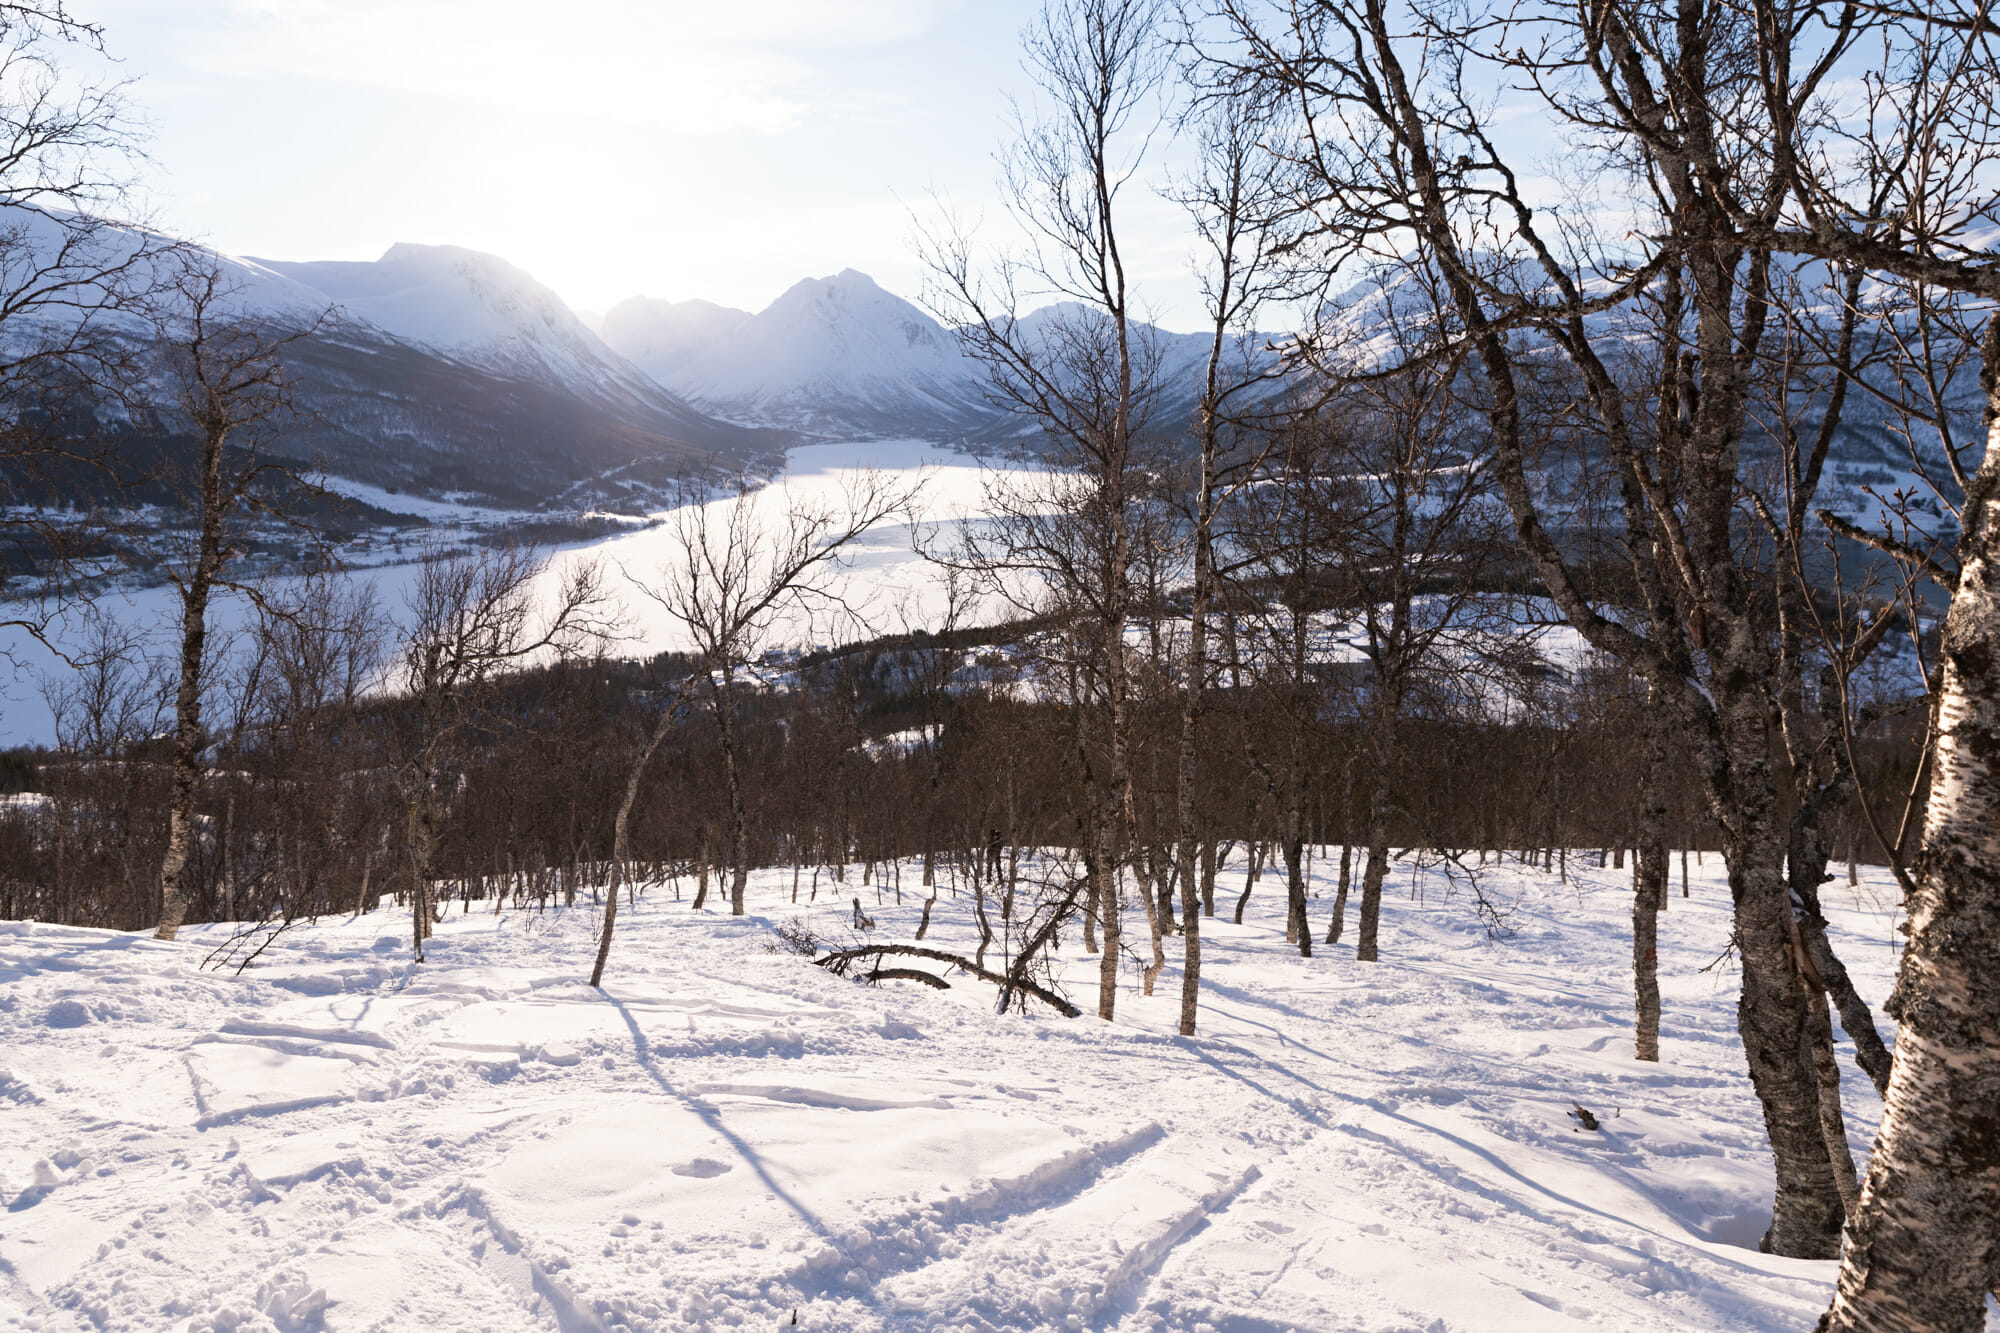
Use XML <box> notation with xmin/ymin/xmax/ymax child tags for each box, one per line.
<box><xmin>601</xmin><ymin>271</ymin><xmax>997</xmax><ymax>439</ymax></box>
<box><xmin>68</xmin><ymin>241</ymin><xmax>773</xmax><ymax>511</ymax></box>
<box><xmin>0</xmin><ymin>218</ymin><xmax>776</xmax><ymax>511</ymax></box>
<box><xmin>599</xmin><ymin>297</ymin><xmax>752</xmax><ymax>385</ymax></box>
<box><xmin>254</xmin><ymin>244</ymin><xmax>651</xmax><ymax>402</ymax></box>
<box><xmin>599</xmin><ymin>271</ymin><xmax>1295</xmax><ymax>447</ymax></box>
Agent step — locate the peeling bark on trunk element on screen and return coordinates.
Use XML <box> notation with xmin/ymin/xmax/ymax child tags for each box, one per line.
<box><xmin>1095</xmin><ymin>844</ymin><xmax>1120</xmax><ymax>1020</ymax></box>
<box><xmin>153</xmin><ymin>573</ymin><xmax>213</xmax><ymax>942</ymax></box>
<box><xmin>154</xmin><ymin>436</ymin><xmax>229</xmax><ymax>943</ymax></box>
<box><xmin>1821</xmin><ymin>328</ymin><xmax>2000</xmax><ymax>1333</ymax></box>
<box><xmin>1714</xmin><ymin>658</ymin><xmax>1847</xmax><ymax>1258</ymax></box>
<box><xmin>1804</xmin><ymin>976</ymin><xmax>1862</xmax><ymax>1220</ymax></box>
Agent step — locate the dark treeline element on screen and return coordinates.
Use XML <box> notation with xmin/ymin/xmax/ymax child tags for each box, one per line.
<box><xmin>0</xmin><ymin>619</ymin><xmax>1922</xmax><ymax>937</ymax></box>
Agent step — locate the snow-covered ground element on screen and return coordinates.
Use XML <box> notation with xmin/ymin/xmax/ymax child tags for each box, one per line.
<box><xmin>4</xmin><ymin>851</ymin><xmax>1973</xmax><ymax>1333</ymax></box>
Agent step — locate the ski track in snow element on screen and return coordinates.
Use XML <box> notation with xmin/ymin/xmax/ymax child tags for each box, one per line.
<box><xmin>1</xmin><ymin>857</ymin><xmax>1991</xmax><ymax>1333</ymax></box>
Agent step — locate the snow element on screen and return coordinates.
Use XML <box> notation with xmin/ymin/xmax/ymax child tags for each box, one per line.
<box><xmin>3</xmin><ymin>853</ymin><xmax>1978</xmax><ymax>1332</ymax></box>
<box><xmin>249</xmin><ymin>244</ymin><xmax>669</xmax><ymax>401</ymax></box>
<box><xmin>306</xmin><ymin>475</ymin><xmax>521</xmax><ymax>523</ymax></box>
<box><xmin>598</xmin><ymin>298</ymin><xmax>755</xmax><ymax>387</ymax></box>
<box><xmin>0</xmin><ymin>209</ymin><xmax>333</xmax><ymax>342</ymax></box>
<box><xmin>677</xmin><ymin>271</ymin><xmax>974</xmax><ymax>399</ymax></box>
<box><xmin>599</xmin><ymin>271</ymin><xmax>990</xmax><ymax>433</ymax></box>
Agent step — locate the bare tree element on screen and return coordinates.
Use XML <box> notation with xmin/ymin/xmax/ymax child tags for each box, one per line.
<box><xmin>921</xmin><ymin>0</ymin><xmax>1168</xmax><ymax>1021</ymax></box>
<box><xmin>1198</xmin><ymin>0</ymin><xmax>1879</xmax><ymax>1256</ymax></box>
<box><xmin>1641</xmin><ymin>0</ymin><xmax>2000</xmax><ymax>1306</ymax></box>
<box><xmin>1165</xmin><ymin>68</ymin><xmax>1294</xmax><ymax>1033</ymax></box>
<box><xmin>395</xmin><ymin>544</ymin><xmax>614</xmax><ymax>959</ymax></box>
<box><xmin>628</xmin><ymin>468</ymin><xmax>912</xmax><ymax>919</ymax></box>
<box><xmin>233</xmin><ymin>571</ymin><xmax>386</xmax><ymax>924</ymax></box>
<box><xmin>0</xmin><ymin>5</ymin><xmax>179</xmax><ymax>654</ymax></box>
<box><xmin>587</xmin><ymin>669</ymin><xmax>695</xmax><ymax>986</ymax></box>
<box><xmin>34</xmin><ymin>610</ymin><xmax>158</xmax><ymax>924</ymax></box>
<box><xmin>148</xmin><ymin>258</ymin><xmax>328</xmax><ymax>942</ymax></box>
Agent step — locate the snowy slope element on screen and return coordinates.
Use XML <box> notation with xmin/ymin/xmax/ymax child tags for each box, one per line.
<box><xmin>0</xmin><ymin>209</ymin><xmax>333</xmax><ymax>345</ymax></box>
<box><xmin>252</xmin><ymin>244</ymin><xmax>671</xmax><ymax>406</ymax></box>
<box><xmin>676</xmin><ymin>270</ymin><xmax>974</xmax><ymax>404</ymax></box>
<box><xmin>599</xmin><ymin>296</ymin><xmax>753</xmax><ymax>385</ymax></box>
<box><xmin>1</xmin><ymin>854</ymin><xmax>1969</xmax><ymax>1332</ymax></box>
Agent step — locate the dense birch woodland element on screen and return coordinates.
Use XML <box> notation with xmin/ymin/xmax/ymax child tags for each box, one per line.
<box><xmin>6</xmin><ymin>0</ymin><xmax>2000</xmax><ymax>1329</ymax></box>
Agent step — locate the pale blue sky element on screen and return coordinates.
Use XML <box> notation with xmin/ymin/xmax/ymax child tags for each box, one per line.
<box><xmin>78</xmin><ymin>1</ymin><xmax>1210</xmax><ymax>324</ymax></box>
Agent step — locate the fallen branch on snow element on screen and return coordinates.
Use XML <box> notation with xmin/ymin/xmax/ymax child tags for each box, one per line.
<box><xmin>866</xmin><ymin>966</ymin><xmax>951</xmax><ymax>990</ymax></box>
<box><xmin>816</xmin><ymin>944</ymin><xmax>1080</xmax><ymax>1017</ymax></box>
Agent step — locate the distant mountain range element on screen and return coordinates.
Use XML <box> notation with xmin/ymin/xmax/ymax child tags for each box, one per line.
<box><xmin>211</xmin><ymin>242</ymin><xmax>1283</xmax><ymax>505</ymax></box>
<box><xmin>15</xmin><ymin>225</ymin><xmax>1934</xmax><ymax>523</ymax></box>
<box><xmin>596</xmin><ymin>269</ymin><xmax>1288</xmax><ymax>448</ymax></box>
<box><xmin>224</xmin><ymin>243</ymin><xmax>784</xmax><ymax>511</ymax></box>
<box><xmin>0</xmin><ymin>214</ymin><xmax>1305</xmax><ymax>513</ymax></box>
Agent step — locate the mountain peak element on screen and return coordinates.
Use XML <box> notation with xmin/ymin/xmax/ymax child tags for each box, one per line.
<box><xmin>252</xmin><ymin>244</ymin><xmax>670</xmax><ymax>401</ymax></box>
<box><xmin>374</xmin><ymin>241</ymin><xmax>523</xmax><ymax>274</ymax></box>
<box><xmin>598</xmin><ymin>269</ymin><xmax>989</xmax><ymax>436</ymax></box>
<box><xmin>769</xmin><ymin>268</ymin><xmax>894</xmax><ymax>311</ymax></box>
<box><xmin>379</xmin><ymin>240</ymin><xmax>452</xmax><ymax>263</ymax></box>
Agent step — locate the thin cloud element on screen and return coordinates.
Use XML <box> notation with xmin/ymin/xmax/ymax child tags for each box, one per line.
<box><xmin>169</xmin><ymin>0</ymin><xmax>948</xmax><ymax>134</ymax></box>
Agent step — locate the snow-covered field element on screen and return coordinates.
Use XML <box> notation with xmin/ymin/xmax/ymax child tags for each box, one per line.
<box><xmin>4</xmin><ymin>852</ymin><xmax>1971</xmax><ymax>1333</ymax></box>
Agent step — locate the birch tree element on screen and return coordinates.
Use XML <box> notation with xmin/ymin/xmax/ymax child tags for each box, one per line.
<box><xmin>921</xmin><ymin>0</ymin><xmax>1168</xmax><ymax>1021</ymax></box>
<box><xmin>149</xmin><ymin>258</ymin><xmax>326</xmax><ymax>942</ymax></box>
<box><xmin>1201</xmin><ymin>0</ymin><xmax>1872</xmax><ymax>1257</ymax></box>
<box><xmin>1165</xmin><ymin>72</ymin><xmax>1293</xmax><ymax>1032</ymax></box>
<box><xmin>1743</xmin><ymin>0</ymin><xmax>2000</xmax><ymax>1315</ymax></box>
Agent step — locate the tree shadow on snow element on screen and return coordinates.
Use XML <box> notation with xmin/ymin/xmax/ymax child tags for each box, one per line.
<box><xmin>601</xmin><ymin>992</ymin><xmax>835</xmax><ymax>1241</ymax></box>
